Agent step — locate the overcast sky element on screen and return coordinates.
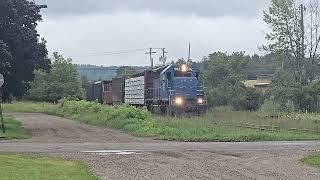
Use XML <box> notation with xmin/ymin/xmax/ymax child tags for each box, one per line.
<box><xmin>35</xmin><ymin>0</ymin><xmax>270</xmax><ymax>66</ymax></box>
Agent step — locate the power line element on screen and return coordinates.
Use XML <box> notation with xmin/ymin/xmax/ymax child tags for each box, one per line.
<box><xmin>71</xmin><ymin>48</ymin><xmax>147</xmax><ymax>58</ymax></box>
<box><xmin>145</xmin><ymin>48</ymin><xmax>157</xmax><ymax>68</ymax></box>
<box><xmin>159</xmin><ymin>48</ymin><xmax>168</xmax><ymax>65</ymax></box>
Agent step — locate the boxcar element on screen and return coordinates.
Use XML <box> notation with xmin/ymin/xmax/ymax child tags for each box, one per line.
<box><xmin>102</xmin><ymin>80</ymin><xmax>113</xmax><ymax>105</ymax></box>
<box><xmin>86</xmin><ymin>81</ymin><xmax>103</xmax><ymax>103</ymax></box>
<box><xmin>111</xmin><ymin>77</ymin><xmax>125</xmax><ymax>105</ymax></box>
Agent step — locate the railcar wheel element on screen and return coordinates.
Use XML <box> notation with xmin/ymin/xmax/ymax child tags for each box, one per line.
<box><xmin>160</xmin><ymin>105</ymin><xmax>167</xmax><ymax>115</ymax></box>
<box><xmin>147</xmin><ymin>104</ymin><xmax>155</xmax><ymax>114</ymax></box>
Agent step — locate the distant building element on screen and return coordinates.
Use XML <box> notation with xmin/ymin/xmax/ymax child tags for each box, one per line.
<box><xmin>244</xmin><ymin>74</ymin><xmax>273</xmax><ymax>93</ymax></box>
<box><xmin>255</xmin><ymin>75</ymin><xmax>272</xmax><ymax>91</ymax></box>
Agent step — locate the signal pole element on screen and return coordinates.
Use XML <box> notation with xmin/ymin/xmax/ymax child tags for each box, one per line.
<box><xmin>160</xmin><ymin>48</ymin><xmax>168</xmax><ymax>65</ymax></box>
<box><xmin>145</xmin><ymin>48</ymin><xmax>156</xmax><ymax>69</ymax></box>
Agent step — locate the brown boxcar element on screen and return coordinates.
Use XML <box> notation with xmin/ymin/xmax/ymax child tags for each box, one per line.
<box><xmin>112</xmin><ymin>77</ymin><xmax>125</xmax><ymax>105</ymax></box>
<box><xmin>102</xmin><ymin>81</ymin><xmax>113</xmax><ymax>105</ymax></box>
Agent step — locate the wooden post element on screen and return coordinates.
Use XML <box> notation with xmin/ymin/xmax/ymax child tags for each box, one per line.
<box><xmin>0</xmin><ymin>103</ymin><xmax>5</xmax><ymax>133</ymax></box>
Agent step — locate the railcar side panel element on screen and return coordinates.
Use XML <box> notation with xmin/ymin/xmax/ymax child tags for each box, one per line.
<box><xmin>124</xmin><ymin>76</ymin><xmax>145</xmax><ymax>105</ymax></box>
<box><xmin>112</xmin><ymin>77</ymin><xmax>125</xmax><ymax>105</ymax></box>
<box><xmin>102</xmin><ymin>81</ymin><xmax>113</xmax><ymax>105</ymax></box>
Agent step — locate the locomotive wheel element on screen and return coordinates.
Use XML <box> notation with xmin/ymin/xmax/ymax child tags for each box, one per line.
<box><xmin>160</xmin><ymin>105</ymin><xmax>167</xmax><ymax>115</ymax></box>
<box><xmin>169</xmin><ymin>108</ymin><xmax>175</xmax><ymax>117</ymax></box>
<box><xmin>147</xmin><ymin>104</ymin><xmax>155</xmax><ymax>114</ymax></box>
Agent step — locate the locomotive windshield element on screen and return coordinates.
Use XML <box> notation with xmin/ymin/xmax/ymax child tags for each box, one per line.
<box><xmin>174</xmin><ymin>64</ymin><xmax>193</xmax><ymax>77</ymax></box>
<box><xmin>174</xmin><ymin>70</ymin><xmax>192</xmax><ymax>77</ymax></box>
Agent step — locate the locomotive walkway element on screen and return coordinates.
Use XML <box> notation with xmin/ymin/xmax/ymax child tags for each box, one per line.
<box><xmin>1</xmin><ymin>113</ymin><xmax>320</xmax><ymax>179</ymax></box>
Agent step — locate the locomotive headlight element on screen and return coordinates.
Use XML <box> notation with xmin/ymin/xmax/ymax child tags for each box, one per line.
<box><xmin>181</xmin><ymin>64</ymin><xmax>188</xmax><ymax>72</ymax></box>
<box><xmin>197</xmin><ymin>98</ymin><xmax>204</xmax><ymax>104</ymax></box>
<box><xmin>175</xmin><ymin>97</ymin><xmax>183</xmax><ymax>105</ymax></box>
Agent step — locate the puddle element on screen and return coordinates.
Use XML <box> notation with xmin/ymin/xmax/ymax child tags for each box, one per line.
<box><xmin>81</xmin><ymin>150</ymin><xmax>141</xmax><ymax>155</ymax></box>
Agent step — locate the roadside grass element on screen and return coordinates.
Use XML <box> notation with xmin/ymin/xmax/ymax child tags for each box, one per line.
<box><xmin>210</xmin><ymin>110</ymin><xmax>320</xmax><ymax>132</ymax></box>
<box><xmin>0</xmin><ymin>115</ymin><xmax>30</xmax><ymax>140</ymax></box>
<box><xmin>3</xmin><ymin>101</ymin><xmax>320</xmax><ymax>142</ymax></box>
<box><xmin>2</xmin><ymin>101</ymin><xmax>58</xmax><ymax>114</ymax></box>
<box><xmin>0</xmin><ymin>154</ymin><xmax>99</xmax><ymax>180</ymax></box>
<box><xmin>154</xmin><ymin>116</ymin><xmax>320</xmax><ymax>142</ymax></box>
<box><xmin>302</xmin><ymin>154</ymin><xmax>320</xmax><ymax>167</ymax></box>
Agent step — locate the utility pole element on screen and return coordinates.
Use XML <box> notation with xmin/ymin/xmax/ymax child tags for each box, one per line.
<box><xmin>300</xmin><ymin>4</ymin><xmax>305</xmax><ymax>83</ymax></box>
<box><xmin>160</xmin><ymin>48</ymin><xmax>168</xmax><ymax>65</ymax></box>
<box><xmin>300</xmin><ymin>4</ymin><xmax>305</xmax><ymax>59</ymax></box>
<box><xmin>145</xmin><ymin>48</ymin><xmax>157</xmax><ymax>69</ymax></box>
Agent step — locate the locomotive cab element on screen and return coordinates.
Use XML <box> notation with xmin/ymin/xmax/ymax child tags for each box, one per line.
<box><xmin>159</xmin><ymin>64</ymin><xmax>207</xmax><ymax>116</ymax></box>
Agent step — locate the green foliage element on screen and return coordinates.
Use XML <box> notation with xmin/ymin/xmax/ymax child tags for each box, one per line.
<box><xmin>202</xmin><ymin>52</ymin><xmax>263</xmax><ymax>110</ymax></box>
<box><xmin>247</xmin><ymin>53</ymin><xmax>278</xmax><ymax>79</ymax></box>
<box><xmin>0</xmin><ymin>115</ymin><xmax>30</xmax><ymax>139</ymax></box>
<box><xmin>263</xmin><ymin>0</ymin><xmax>320</xmax><ymax>82</ymax></box>
<box><xmin>263</xmin><ymin>71</ymin><xmax>320</xmax><ymax>113</ymax></box>
<box><xmin>2</xmin><ymin>101</ymin><xmax>58</xmax><ymax>113</ymax></box>
<box><xmin>232</xmin><ymin>87</ymin><xmax>264</xmax><ymax>111</ymax></box>
<box><xmin>0</xmin><ymin>154</ymin><xmax>98</xmax><ymax>180</ymax></box>
<box><xmin>0</xmin><ymin>0</ymin><xmax>51</xmax><ymax>102</ymax></box>
<box><xmin>57</xmin><ymin>100</ymin><xmax>157</xmax><ymax>136</ymax></box>
<box><xmin>302</xmin><ymin>154</ymin><xmax>320</xmax><ymax>168</ymax></box>
<box><xmin>27</xmin><ymin>52</ymin><xmax>84</xmax><ymax>102</ymax></box>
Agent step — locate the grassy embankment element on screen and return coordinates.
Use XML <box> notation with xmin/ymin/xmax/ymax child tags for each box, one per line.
<box><xmin>3</xmin><ymin>101</ymin><xmax>320</xmax><ymax>142</ymax></box>
<box><xmin>0</xmin><ymin>154</ymin><xmax>98</xmax><ymax>180</ymax></box>
<box><xmin>0</xmin><ymin>115</ymin><xmax>30</xmax><ymax>139</ymax></box>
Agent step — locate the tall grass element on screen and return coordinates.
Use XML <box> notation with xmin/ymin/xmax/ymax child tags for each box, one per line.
<box><xmin>0</xmin><ymin>115</ymin><xmax>31</xmax><ymax>139</ymax></box>
<box><xmin>2</xmin><ymin>101</ymin><xmax>58</xmax><ymax>114</ymax></box>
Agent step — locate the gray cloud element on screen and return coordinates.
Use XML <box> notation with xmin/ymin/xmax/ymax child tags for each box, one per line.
<box><xmin>37</xmin><ymin>12</ymin><xmax>267</xmax><ymax>66</ymax></box>
<box><xmin>36</xmin><ymin>0</ymin><xmax>269</xmax><ymax>18</ymax></box>
<box><xmin>35</xmin><ymin>0</ymin><xmax>271</xmax><ymax>66</ymax></box>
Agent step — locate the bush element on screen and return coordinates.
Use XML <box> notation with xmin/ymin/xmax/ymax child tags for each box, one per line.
<box><xmin>206</xmin><ymin>83</ymin><xmax>263</xmax><ymax>111</ymax></box>
<box><xmin>26</xmin><ymin>53</ymin><xmax>84</xmax><ymax>102</ymax></box>
<box><xmin>57</xmin><ymin>100</ymin><xmax>157</xmax><ymax>135</ymax></box>
<box><xmin>265</xmin><ymin>71</ymin><xmax>320</xmax><ymax>113</ymax></box>
<box><xmin>232</xmin><ymin>87</ymin><xmax>263</xmax><ymax>111</ymax></box>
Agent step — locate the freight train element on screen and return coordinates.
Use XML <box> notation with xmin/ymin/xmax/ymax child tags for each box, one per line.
<box><xmin>86</xmin><ymin>64</ymin><xmax>207</xmax><ymax>115</ymax></box>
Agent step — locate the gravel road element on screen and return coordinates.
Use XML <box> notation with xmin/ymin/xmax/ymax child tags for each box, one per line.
<box><xmin>7</xmin><ymin>113</ymin><xmax>149</xmax><ymax>143</ymax></box>
<box><xmin>2</xmin><ymin>113</ymin><xmax>320</xmax><ymax>180</ymax></box>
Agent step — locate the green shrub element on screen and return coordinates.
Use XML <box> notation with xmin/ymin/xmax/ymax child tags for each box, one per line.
<box><xmin>57</xmin><ymin>100</ymin><xmax>157</xmax><ymax>136</ymax></box>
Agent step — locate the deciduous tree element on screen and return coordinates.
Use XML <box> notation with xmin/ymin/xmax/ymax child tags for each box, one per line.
<box><xmin>27</xmin><ymin>53</ymin><xmax>83</xmax><ymax>102</ymax></box>
<box><xmin>0</xmin><ymin>0</ymin><xmax>50</xmax><ymax>101</ymax></box>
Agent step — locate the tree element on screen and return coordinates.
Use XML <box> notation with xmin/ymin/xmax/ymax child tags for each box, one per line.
<box><xmin>0</xmin><ymin>0</ymin><xmax>50</xmax><ymax>101</ymax></box>
<box><xmin>203</xmin><ymin>52</ymin><xmax>249</xmax><ymax>88</ymax></box>
<box><xmin>0</xmin><ymin>40</ymin><xmax>12</xmax><ymax>100</ymax></box>
<box><xmin>263</xmin><ymin>0</ymin><xmax>320</xmax><ymax>83</ymax></box>
<box><xmin>202</xmin><ymin>52</ymin><xmax>262</xmax><ymax>109</ymax></box>
<box><xmin>27</xmin><ymin>53</ymin><xmax>83</xmax><ymax>102</ymax></box>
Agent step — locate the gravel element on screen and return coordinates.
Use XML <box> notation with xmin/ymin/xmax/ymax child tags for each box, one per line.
<box><xmin>8</xmin><ymin>113</ymin><xmax>150</xmax><ymax>143</ymax></box>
